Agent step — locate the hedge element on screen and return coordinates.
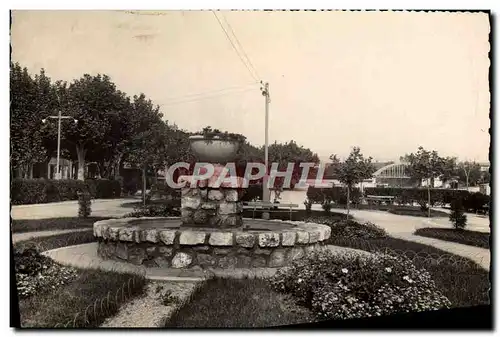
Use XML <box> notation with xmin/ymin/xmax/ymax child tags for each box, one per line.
<box><xmin>306</xmin><ymin>186</ymin><xmax>490</xmax><ymax>213</ymax></box>
<box><xmin>11</xmin><ymin>179</ymin><xmax>122</xmax><ymax>205</ymax></box>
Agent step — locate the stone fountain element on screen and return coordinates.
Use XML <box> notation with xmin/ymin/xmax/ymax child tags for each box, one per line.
<box><xmin>94</xmin><ymin>133</ymin><xmax>331</xmax><ymax>270</ymax></box>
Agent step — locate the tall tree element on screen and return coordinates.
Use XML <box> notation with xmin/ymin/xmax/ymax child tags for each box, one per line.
<box><xmin>440</xmin><ymin>156</ymin><xmax>458</xmax><ymax>187</ymax></box>
<box><xmin>401</xmin><ymin>147</ymin><xmax>445</xmax><ymax>217</ymax></box>
<box><xmin>457</xmin><ymin>161</ymin><xmax>482</xmax><ymax>189</ymax></box>
<box><xmin>329</xmin><ymin>147</ymin><xmax>375</xmax><ymax>218</ymax></box>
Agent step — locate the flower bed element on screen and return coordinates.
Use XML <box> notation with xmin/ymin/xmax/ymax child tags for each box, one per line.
<box><xmin>270</xmin><ymin>250</ymin><xmax>451</xmax><ymax>321</ymax></box>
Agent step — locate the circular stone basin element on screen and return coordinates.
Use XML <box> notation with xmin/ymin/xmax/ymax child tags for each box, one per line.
<box><xmin>94</xmin><ymin>217</ymin><xmax>331</xmax><ymax>270</ymax></box>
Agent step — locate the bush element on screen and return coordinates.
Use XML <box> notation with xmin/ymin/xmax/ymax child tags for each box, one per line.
<box><xmin>125</xmin><ymin>200</ymin><xmax>181</xmax><ymax>217</ymax></box>
<box><xmin>11</xmin><ymin>179</ymin><xmax>121</xmax><ymax>205</ymax></box>
<box><xmin>450</xmin><ymin>199</ymin><xmax>467</xmax><ymax>230</ymax></box>
<box><xmin>329</xmin><ymin>220</ymin><xmax>387</xmax><ymax>240</ymax></box>
<box><xmin>270</xmin><ymin>251</ymin><xmax>452</xmax><ymax>321</ymax></box>
<box><xmin>303</xmin><ymin>199</ymin><xmax>313</xmax><ymax>214</ymax></box>
<box><xmin>77</xmin><ymin>191</ymin><xmax>92</xmax><ymax>218</ymax></box>
<box><xmin>14</xmin><ymin>246</ymin><xmax>78</xmax><ymax>298</ymax></box>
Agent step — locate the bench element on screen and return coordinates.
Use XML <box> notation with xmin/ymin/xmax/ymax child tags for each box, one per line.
<box><xmin>243</xmin><ymin>201</ymin><xmax>299</xmax><ymax>221</ymax></box>
<box><xmin>365</xmin><ymin>195</ymin><xmax>396</xmax><ymax>206</ymax></box>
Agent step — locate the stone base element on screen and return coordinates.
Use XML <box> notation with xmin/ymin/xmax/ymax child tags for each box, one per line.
<box><xmin>181</xmin><ymin>187</ymin><xmax>243</xmax><ymax>228</ymax></box>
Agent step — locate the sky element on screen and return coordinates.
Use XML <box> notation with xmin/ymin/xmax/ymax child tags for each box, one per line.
<box><xmin>10</xmin><ymin>10</ymin><xmax>491</xmax><ymax>163</ymax></box>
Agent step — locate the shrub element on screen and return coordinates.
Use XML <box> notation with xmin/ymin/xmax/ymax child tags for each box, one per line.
<box><xmin>270</xmin><ymin>251</ymin><xmax>451</xmax><ymax>321</ymax></box>
<box><xmin>14</xmin><ymin>246</ymin><xmax>78</xmax><ymax>298</ymax></box>
<box><xmin>321</xmin><ymin>201</ymin><xmax>332</xmax><ymax>214</ymax></box>
<box><xmin>125</xmin><ymin>200</ymin><xmax>181</xmax><ymax>217</ymax></box>
<box><xmin>449</xmin><ymin>199</ymin><xmax>467</xmax><ymax>230</ymax></box>
<box><xmin>11</xmin><ymin>179</ymin><xmax>121</xmax><ymax>205</ymax></box>
<box><xmin>303</xmin><ymin>199</ymin><xmax>313</xmax><ymax>214</ymax></box>
<box><xmin>77</xmin><ymin>191</ymin><xmax>92</xmax><ymax>218</ymax></box>
<box><xmin>329</xmin><ymin>220</ymin><xmax>387</xmax><ymax>240</ymax></box>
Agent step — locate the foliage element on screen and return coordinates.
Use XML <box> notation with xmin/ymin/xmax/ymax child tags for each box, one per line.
<box><xmin>321</xmin><ymin>200</ymin><xmax>332</xmax><ymax>214</ymax></box>
<box><xmin>414</xmin><ymin>228</ymin><xmax>489</xmax><ymax>249</ymax></box>
<box><xmin>270</xmin><ymin>251</ymin><xmax>451</xmax><ymax>321</ymax></box>
<box><xmin>303</xmin><ymin>199</ymin><xmax>313</xmax><ymax>214</ymax></box>
<box><xmin>11</xmin><ymin>179</ymin><xmax>121</xmax><ymax>205</ymax></box>
<box><xmin>328</xmin><ymin>220</ymin><xmax>387</xmax><ymax>240</ymax></box>
<box><xmin>195</xmin><ymin>126</ymin><xmax>247</xmax><ymax>144</ymax></box>
<box><xmin>11</xmin><ymin>217</ymin><xmax>107</xmax><ymax>234</ymax></box>
<box><xmin>457</xmin><ymin>161</ymin><xmax>483</xmax><ymax>188</ymax></box>
<box><xmin>449</xmin><ymin>199</ymin><xmax>467</xmax><ymax>230</ymax></box>
<box><xmin>14</xmin><ymin>246</ymin><xmax>78</xmax><ymax>298</ymax></box>
<box><xmin>125</xmin><ymin>200</ymin><xmax>181</xmax><ymax>218</ymax></box>
<box><xmin>77</xmin><ymin>191</ymin><xmax>92</xmax><ymax>218</ymax></box>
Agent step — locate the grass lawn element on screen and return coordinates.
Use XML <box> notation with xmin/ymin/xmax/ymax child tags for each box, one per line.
<box><xmin>11</xmin><ymin>217</ymin><xmax>110</xmax><ymax>233</ymax></box>
<box><xmin>387</xmin><ymin>207</ymin><xmax>448</xmax><ymax>218</ymax></box>
<box><xmin>414</xmin><ymin>228</ymin><xmax>490</xmax><ymax>249</ymax></box>
<box><xmin>13</xmin><ymin>229</ymin><xmax>96</xmax><ymax>252</ymax></box>
<box><xmin>166</xmin><ymin>278</ymin><xmax>315</xmax><ymax>328</ymax></box>
<box><xmin>18</xmin><ymin>268</ymin><xmax>146</xmax><ymax>328</ymax></box>
<box><xmin>328</xmin><ymin>235</ymin><xmax>490</xmax><ymax>307</ymax></box>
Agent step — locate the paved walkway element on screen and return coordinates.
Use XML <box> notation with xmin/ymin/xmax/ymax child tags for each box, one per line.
<box><xmin>11</xmin><ymin>198</ymin><xmax>137</xmax><ymax>220</ymax></box>
<box><xmin>12</xmin><ymin>228</ymin><xmax>91</xmax><ymax>244</ymax></box>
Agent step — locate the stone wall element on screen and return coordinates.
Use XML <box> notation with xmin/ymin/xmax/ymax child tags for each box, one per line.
<box><xmin>181</xmin><ymin>187</ymin><xmax>243</xmax><ymax>228</ymax></box>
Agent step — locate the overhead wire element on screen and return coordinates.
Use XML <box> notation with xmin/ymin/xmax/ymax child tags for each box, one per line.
<box><xmin>160</xmin><ymin>86</ymin><xmax>258</xmax><ymax>107</ymax></box>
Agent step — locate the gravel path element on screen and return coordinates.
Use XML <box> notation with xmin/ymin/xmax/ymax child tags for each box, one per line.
<box><xmin>100</xmin><ymin>281</ymin><xmax>200</xmax><ymax>328</ymax></box>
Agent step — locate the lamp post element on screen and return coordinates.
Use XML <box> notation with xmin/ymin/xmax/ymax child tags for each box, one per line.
<box><xmin>42</xmin><ymin>110</ymin><xmax>78</xmax><ymax>180</ymax></box>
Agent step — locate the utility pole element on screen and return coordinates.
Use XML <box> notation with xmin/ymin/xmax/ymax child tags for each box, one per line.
<box><xmin>42</xmin><ymin>111</ymin><xmax>78</xmax><ymax>180</ymax></box>
<box><xmin>261</xmin><ymin>82</ymin><xmax>271</xmax><ymax>218</ymax></box>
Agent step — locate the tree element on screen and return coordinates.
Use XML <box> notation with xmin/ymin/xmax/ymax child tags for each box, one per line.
<box><xmin>440</xmin><ymin>156</ymin><xmax>458</xmax><ymax>187</ymax></box>
<box><xmin>449</xmin><ymin>199</ymin><xmax>467</xmax><ymax>230</ymax></box>
<box><xmin>457</xmin><ymin>161</ymin><xmax>482</xmax><ymax>189</ymax></box>
<box><xmin>329</xmin><ymin>147</ymin><xmax>375</xmax><ymax>218</ymax></box>
<box><xmin>401</xmin><ymin>147</ymin><xmax>445</xmax><ymax>217</ymax></box>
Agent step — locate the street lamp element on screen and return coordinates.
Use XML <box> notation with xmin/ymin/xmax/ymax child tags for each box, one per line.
<box><xmin>42</xmin><ymin>110</ymin><xmax>78</xmax><ymax>180</ymax></box>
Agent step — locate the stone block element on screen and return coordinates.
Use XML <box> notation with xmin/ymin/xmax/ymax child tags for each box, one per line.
<box><xmin>201</xmin><ymin>202</ymin><xmax>217</xmax><ymax>210</ymax></box>
<box><xmin>154</xmin><ymin>256</ymin><xmax>170</xmax><ymax>268</ymax></box>
<box><xmin>208</xmin><ymin>232</ymin><xmax>233</xmax><ymax>246</ymax></box>
<box><xmin>281</xmin><ymin>232</ymin><xmax>296</xmax><ymax>246</ymax></box>
<box><xmin>199</xmin><ymin>189</ymin><xmax>208</xmax><ymax>198</ymax></box>
<box><xmin>254</xmin><ymin>248</ymin><xmax>272</xmax><ymax>255</ymax></box>
<box><xmin>296</xmin><ymin>231</ymin><xmax>310</xmax><ymax>244</ymax></box>
<box><xmin>179</xmin><ymin>231</ymin><xmax>206</xmax><ymax>245</ymax></box>
<box><xmin>309</xmin><ymin>230</ymin><xmax>320</xmax><ymax>243</ymax></box>
<box><xmin>224</xmin><ymin>189</ymin><xmax>239</xmax><ymax>202</ymax></box>
<box><xmin>236</xmin><ymin>233</ymin><xmax>255</xmax><ymax>248</ymax></box>
<box><xmin>119</xmin><ymin>228</ymin><xmax>134</xmax><ymax>242</ymax></box>
<box><xmin>214</xmin><ymin>248</ymin><xmax>232</xmax><ymax>255</ymax></box>
<box><xmin>181</xmin><ymin>209</ymin><xmax>194</xmax><ymax>223</ymax></box>
<box><xmin>193</xmin><ymin>209</ymin><xmax>209</xmax><ymax>224</ymax></box>
<box><xmin>171</xmin><ymin>252</ymin><xmax>193</xmax><ymax>268</ymax></box>
<box><xmin>269</xmin><ymin>249</ymin><xmax>287</xmax><ymax>267</ymax></box>
<box><xmin>288</xmin><ymin>247</ymin><xmax>305</xmax><ymax>261</ymax></box>
<box><xmin>208</xmin><ymin>216</ymin><xmax>221</xmax><ymax>227</ymax></box>
<box><xmin>218</xmin><ymin>202</ymin><xmax>237</xmax><ymax>215</ymax></box>
<box><xmin>159</xmin><ymin>247</ymin><xmax>173</xmax><ymax>257</ymax></box>
<box><xmin>220</xmin><ymin>215</ymin><xmax>243</xmax><ymax>228</ymax></box>
<box><xmin>182</xmin><ymin>196</ymin><xmax>202</xmax><ymax>209</ymax></box>
<box><xmin>218</xmin><ymin>256</ymin><xmax>237</xmax><ymax>269</ymax></box>
<box><xmin>159</xmin><ymin>230</ymin><xmax>176</xmax><ymax>245</ymax></box>
<box><xmin>115</xmin><ymin>242</ymin><xmax>128</xmax><ymax>260</ymax></box>
<box><xmin>258</xmin><ymin>233</ymin><xmax>280</xmax><ymax>247</ymax></box>
<box><xmin>193</xmin><ymin>246</ymin><xmax>210</xmax><ymax>252</ymax></box>
<box><xmin>208</xmin><ymin>190</ymin><xmax>224</xmax><ymax>201</ymax></box>
<box><xmin>109</xmin><ymin>227</ymin><xmax>120</xmax><ymax>240</ymax></box>
<box><xmin>129</xmin><ymin>247</ymin><xmax>146</xmax><ymax>265</ymax></box>
<box><xmin>251</xmin><ymin>257</ymin><xmax>267</xmax><ymax>268</ymax></box>
<box><xmin>146</xmin><ymin>246</ymin><xmax>157</xmax><ymax>256</ymax></box>
<box><xmin>144</xmin><ymin>229</ymin><xmax>158</xmax><ymax>243</ymax></box>
<box><xmin>197</xmin><ymin>253</ymin><xmax>217</xmax><ymax>267</ymax></box>
<box><xmin>236</xmin><ymin>255</ymin><xmax>253</xmax><ymax>268</ymax></box>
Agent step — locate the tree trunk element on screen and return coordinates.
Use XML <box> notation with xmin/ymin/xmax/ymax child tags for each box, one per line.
<box><xmin>142</xmin><ymin>166</ymin><xmax>147</xmax><ymax>207</ymax></box>
<box><xmin>76</xmin><ymin>145</ymin><xmax>86</xmax><ymax>181</ymax></box>
<box><xmin>427</xmin><ymin>185</ymin><xmax>431</xmax><ymax>218</ymax></box>
<box><xmin>346</xmin><ymin>185</ymin><xmax>351</xmax><ymax>219</ymax></box>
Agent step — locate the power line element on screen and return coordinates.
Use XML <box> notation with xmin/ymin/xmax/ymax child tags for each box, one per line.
<box><xmin>162</xmin><ymin>82</ymin><xmax>258</xmax><ymax>102</ymax></box>
<box><xmin>160</xmin><ymin>86</ymin><xmax>257</xmax><ymax>107</ymax></box>
<box><xmin>211</xmin><ymin>10</ymin><xmax>259</xmax><ymax>83</ymax></box>
<box><xmin>220</xmin><ymin>12</ymin><xmax>261</xmax><ymax>81</ymax></box>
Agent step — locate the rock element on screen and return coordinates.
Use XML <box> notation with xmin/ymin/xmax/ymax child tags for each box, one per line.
<box><xmin>134</xmin><ymin>229</ymin><xmax>142</xmax><ymax>243</ymax></box>
<box><xmin>115</xmin><ymin>243</ymin><xmax>128</xmax><ymax>260</ymax></box>
<box><xmin>221</xmin><ymin>215</ymin><xmax>243</xmax><ymax>228</ymax></box>
<box><xmin>119</xmin><ymin>228</ymin><xmax>134</xmax><ymax>242</ymax></box>
<box><xmin>208</xmin><ymin>232</ymin><xmax>233</xmax><ymax>246</ymax></box>
<box><xmin>159</xmin><ymin>230</ymin><xmax>176</xmax><ymax>245</ymax></box>
<box><xmin>154</xmin><ymin>256</ymin><xmax>170</xmax><ymax>268</ymax></box>
<box><xmin>251</xmin><ymin>257</ymin><xmax>267</xmax><ymax>267</ymax></box>
<box><xmin>197</xmin><ymin>253</ymin><xmax>217</xmax><ymax>267</ymax></box>
<box><xmin>309</xmin><ymin>230</ymin><xmax>320</xmax><ymax>243</ymax></box>
<box><xmin>201</xmin><ymin>202</ymin><xmax>217</xmax><ymax>210</ymax></box>
<box><xmin>191</xmin><ymin>265</ymin><xmax>203</xmax><ymax>272</ymax></box>
<box><xmin>171</xmin><ymin>252</ymin><xmax>193</xmax><ymax>268</ymax></box>
<box><xmin>254</xmin><ymin>248</ymin><xmax>272</xmax><ymax>255</ymax></box>
<box><xmin>182</xmin><ymin>196</ymin><xmax>202</xmax><ymax>209</ymax></box>
<box><xmin>258</xmin><ymin>233</ymin><xmax>280</xmax><ymax>247</ymax></box>
<box><xmin>237</xmin><ymin>247</ymin><xmax>252</xmax><ymax>255</ymax></box>
<box><xmin>199</xmin><ymin>189</ymin><xmax>208</xmax><ymax>198</ymax></box>
<box><xmin>288</xmin><ymin>247</ymin><xmax>305</xmax><ymax>261</ymax></box>
<box><xmin>236</xmin><ymin>255</ymin><xmax>252</xmax><ymax>268</ymax></box>
<box><xmin>208</xmin><ymin>190</ymin><xmax>224</xmax><ymax>201</ymax></box>
<box><xmin>269</xmin><ymin>249</ymin><xmax>287</xmax><ymax>267</ymax></box>
<box><xmin>146</xmin><ymin>246</ymin><xmax>157</xmax><ymax>256</ymax></box>
<box><xmin>159</xmin><ymin>247</ymin><xmax>173</xmax><ymax>257</ymax></box>
<box><xmin>281</xmin><ymin>232</ymin><xmax>296</xmax><ymax>246</ymax></box>
<box><xmin>305</xmin><ymin>244</ymin><xmax>319</xmax><ymax>255</ymax></box>
<box><xmin>218</xmin><ymin>202</ymin><xmax>237</xmax><ymax>215</ymax></box>
<box><xmin>193</xmin><ymin>246</ymin><xmax>210</xmax><ymax>252</ymax></box>
<box><xmin>144</xmin><ymin>229</ymin><xmax>158</xmax><ymax>243</ymax></box>
<box><xmin>218</xmin><ymin>256</ymin><xmax>237</xmax><ymax>269</ymax></box>
<box><xmin>179</xmin><ymin>231</ymin><xmax>206</xmax><ymax>245</ymax></box>
<box><xmin>224</xmin><ymin>190</ymin><xmax>239</xmax><ymax>202</ymax></box>
<box><xmin>109</xmin><ymin>227</ymin><xmax>120</xmax><ymax>240</ymax></box>
<box><xmin>214</xmin><ymin>248</ymin><xmax>232</xmax><ymax>255</ymax></box>
<box><xmin>296</xmin><ymin>231</ymin><xmax>310</xmax><ymax>244</ymax></box>
<box><xmin>208</xmin><ymin>216</ymin><xmax>221</xmax><ymax>227</ymax></box>
<box><xmin>236</xmin><ymin>233</ymin><xmax>256</xmax><ymax>248</ymax></box>
<box><xmin>320</xmin><ymin>226</ymin><xmax>331</xmax><ymax>241</ymax></box>
<box><xmin>193</xmin><ymin>210</ymin><xmax>209</xmax><ymax>224</ymax></box>
<box><xmin>129</xmin><ymin>247</ymin><xmax>146</xmax><ymax>265</ymax></box>
<box><xmin>181</xmin><ymin>209</ymin><xmax>194</xmax><ymax>223</ymax></box>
